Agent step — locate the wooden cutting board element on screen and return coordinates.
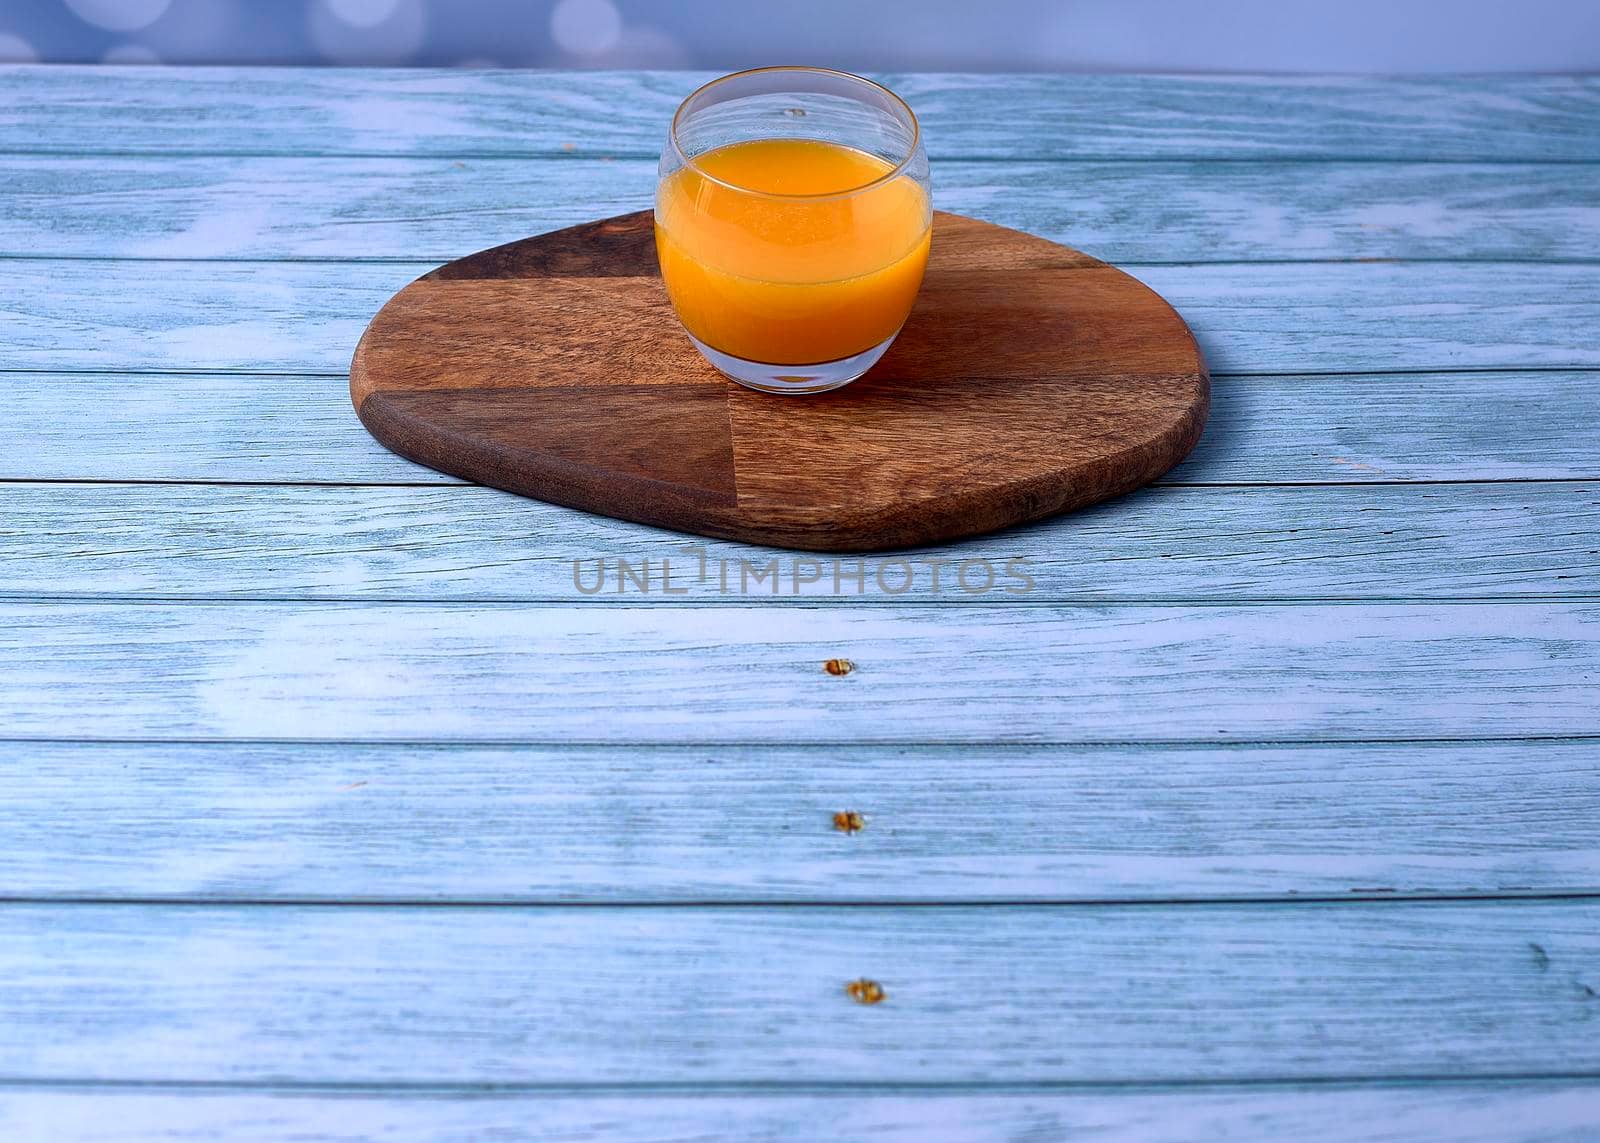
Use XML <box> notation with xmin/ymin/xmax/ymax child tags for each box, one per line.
<box><xmin>350</xmin><ymin>210</ymin><xmax>1208</xmax><ymax>551</ymax></box>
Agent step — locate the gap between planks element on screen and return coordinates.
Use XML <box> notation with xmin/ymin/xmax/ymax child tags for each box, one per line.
<box><xmin>3</xmin><ymin>1075</ymin><xmax>1600</xmax><ymax>1092</ymax></box>
<box><xmin>7</xmin><ymin>254</ymin><xmax>1600</xmax><ymax>267</ymax></box>
<box><xmin>1</xmin><ymin>733</ymin><xmax>1595</xmax><ymax>748</ymax></box>
<box><xmin>6</xmin><ymin>365</ymin><xmax>1597</xmax><ymax>379</ymax></box>
<box><xmin>8</xmin><ymin>150</ymin><xmax>1600</xmax><ymax>165</ymax></box>
<box><xmin>3</xmin><ymin>597</ymin><xmax>1597</xmax><ymax>609</ymax></box>
<box><xmin>0</xmin><ymin>596</ymin><xmax>1595</xmax><ymax>609</ymax></box>
<box><xmin>1</xmin><ymin>892</ymin><xmax>1598</xmax><ymax>909</ymax></box>
<box><xmin>5</xmin><ymin>1078</ymin><xmax>1600</xmax><ymax>1142</ymax></box>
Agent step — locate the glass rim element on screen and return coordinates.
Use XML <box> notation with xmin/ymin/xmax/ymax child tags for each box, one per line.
<box><xmin>667</xmin><ymin>65</ymin><xmax>922</xmax><ymax>203</ymax></box>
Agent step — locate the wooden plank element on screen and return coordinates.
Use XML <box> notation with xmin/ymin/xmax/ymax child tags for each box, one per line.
<box><xmin>5</xmin><ymin>155</ymin><xmax>1598</xmax><ymax>263</ymax></box>
<box><xmin>2</xmin><ymin>68</ymin><xmax>1596</xmax><ymax>161</ymax></box>
<box><xmin>4</xmin><ymin>369</ymin><xmax>1593</xmax><ymax>486</ymax></box>
<box><xmin>0</xmin><ymin>602</ymin><xmax>1594</xmax><ymax>743</ymax></box>
<box><xmin>5</xmin><ymin>259</ymin><xmax>1598</xmax><ymax>375</ymax></box>
<box><xmin>3</xmin><ymin>482</ymin><xmax>1595</xmax><ymax>603</ymax></box>
<box><xmin>4</xmin><ymin>901</ymin><xmax>1600</xmax><ymax>1083</ymax></box>
<box><xmin>4</xmin><ymin>1083</ymin><xmax>1599</xmax><ymax>1142</ymax></box>
<box><xmin>4</xmin><ymin>740</ymin><xmax>1596</xmax><ymax>902</ymax></box>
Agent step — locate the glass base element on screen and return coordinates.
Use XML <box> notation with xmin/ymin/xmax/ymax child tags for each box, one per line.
<box><xmin>687</xmin><ymin>331</ymin><xmax>897</xmax><ymax>395</ymax></box>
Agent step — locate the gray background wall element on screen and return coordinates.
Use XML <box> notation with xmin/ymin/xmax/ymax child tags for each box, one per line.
<box><xmin>1</xmin><ymin>0</ymin><xmax>1596</xmax><ymax>71</ymax></box>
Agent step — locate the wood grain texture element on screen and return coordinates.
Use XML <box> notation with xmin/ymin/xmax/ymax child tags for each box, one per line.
<box><xmin>350</xmin><ymin>210</ymin><xmax>1209</xmax><ymax>549</ymax></box>
<box><xmin>0</xmin><ymin>602</ymin><xmax>1595</xmax><ymax>743</ymax></box>
<box><xmin>3</xmin><ymin>68</ymin><xmax>1597</xmax><ymax>161</ymax></box>
<box><xmin>4</xmin><ymin>740</ymin><xmax>1596</xmax><ymax>902</ymax></box>
<box><xmin>5</xmin><ymin>901</ymin><xmax>1600</xmax><ymax>1083</ymax></box>
<box><xmin>5</xmin><ymin>369</ymin><xmax>1595</xmax><ymax>485</ymax></box>
<box><xmin>9</xmin><ymin>258</ymin><xmax>1597</xmax><ymax>375</ymax></box>
<box><xmin>3</xmin><ymin>482</ymin><xmax>1596</xmax><ymax>602</ymax></box>
<box><xmin>4</xmin><ymin>1083</ymin><xmax>1600</xmax><ymax>1142</ymax></box>
<box><xmin>5</xmin><ymin>155</ymin><xmax>1598</xmax><ymax>263</ymax></box>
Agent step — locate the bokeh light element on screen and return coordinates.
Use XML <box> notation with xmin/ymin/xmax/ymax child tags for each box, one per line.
<box><xmin>3</xmin><ymin>0</ymin><xmax>1598</xmax><ymax>71</ymax></box>
<box><xmin>0</xmin><ymin>31</ymin><xmax>39</xmax><ymax>61</ymax></box>
<box><xmin>326</xmin><ymin>0</ymin><xmax>403</xmax><ymax>29</ymax></box>
<box><xmin>309</xmin><ymin>0</ymin><xmax>425</xmax><ymax>63</ymax></box>
<box><xmin>550</xmin><ymin>0</ymin><xmax>621</xmax><ymax>57</ymax></box>
<box><xmin>64</xmin><ymin>0</ymin><xmax>173</xmax><ymax>33</ymax></box>
<box><xmin>577</xmin><ymin>24</ymin><xmax>689</xmax><ymax>69</ymax></box>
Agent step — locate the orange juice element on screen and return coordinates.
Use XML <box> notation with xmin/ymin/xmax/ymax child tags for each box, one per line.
<box><xmin>655</xmin><ymin>138</ymin><xmax>931</xmax><ymax>366</ymax></box>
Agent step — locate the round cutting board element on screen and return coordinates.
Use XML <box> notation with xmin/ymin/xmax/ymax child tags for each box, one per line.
<box><xmin>350</xmin><ymin>210</ymin><xmax>1208</xmax><ymax>551</ymax></box>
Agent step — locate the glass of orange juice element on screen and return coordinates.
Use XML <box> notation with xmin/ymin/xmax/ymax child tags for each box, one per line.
<box><xmin>655</xmin><ymin>66</ymin><xmax>931</xmax><ymax>395</ymax></box>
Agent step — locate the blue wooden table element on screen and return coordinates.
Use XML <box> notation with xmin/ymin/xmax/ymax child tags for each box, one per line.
<box><xmin>1</xmin><ymin>66</ymin><xmax>1598</xmax><ymax>1140</ymax></box>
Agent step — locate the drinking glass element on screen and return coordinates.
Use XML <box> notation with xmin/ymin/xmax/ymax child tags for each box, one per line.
<box><xmin>655</xmin><ymin>66</ymin><xmax>932</xmax><ymax>395</ymax></box>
